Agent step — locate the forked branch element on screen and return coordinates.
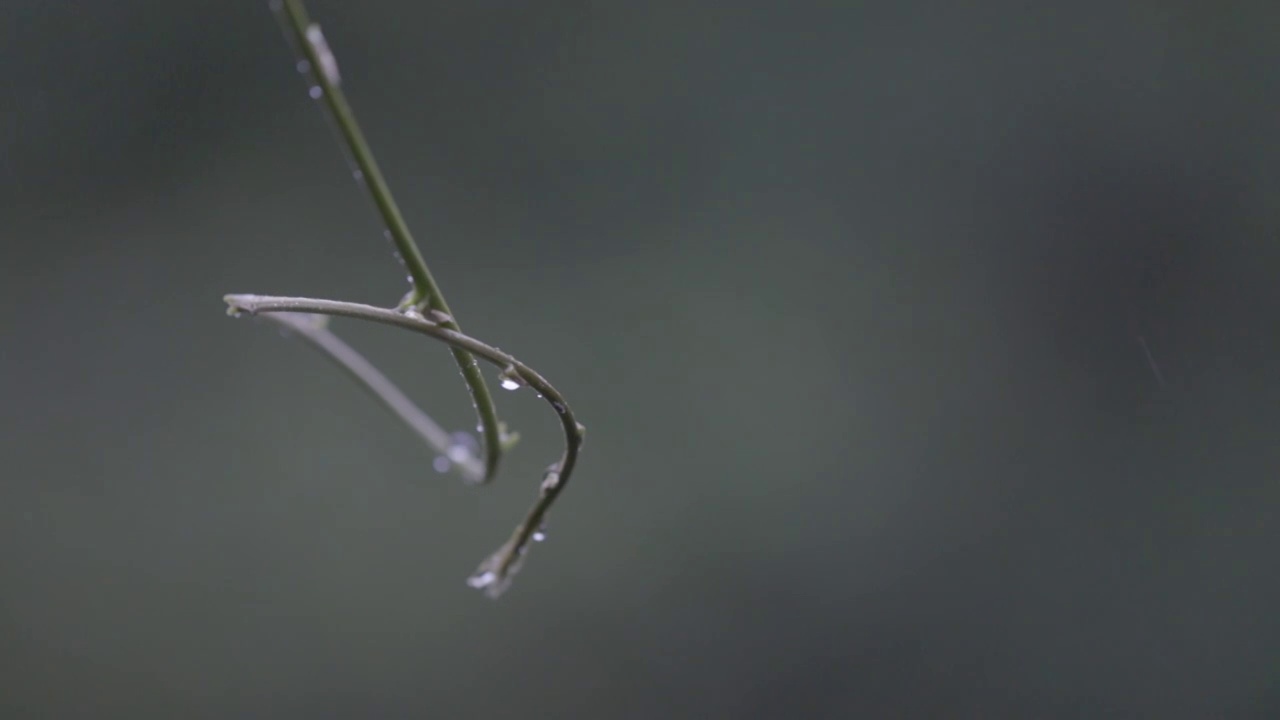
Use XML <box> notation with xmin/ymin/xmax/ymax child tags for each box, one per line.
<box><xmin>225</xmin><ymin>294</ymin><xmax>585</xmax><ymax>597</ymax></box>
<box><xmin>225</xmin><ymin>0</ymin><xmax>588</xmax><ymax>597</ymax></box>
<box><xmin>270</xmin><ymin>0</ymin><xmax>506</xmax><ymax>482</ymax></box>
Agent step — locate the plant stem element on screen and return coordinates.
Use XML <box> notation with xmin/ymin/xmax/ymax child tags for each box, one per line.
<box><xmin>272</xmin><ymin>0</ymin><xmax>504</xmax><ymax>483</ymax></box>
<box><xmin>226</xmin><ymin>294</ymin><xmax>585</xmax><ymax>597</ymax></box>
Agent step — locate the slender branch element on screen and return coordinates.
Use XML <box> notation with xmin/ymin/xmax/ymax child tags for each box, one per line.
<box><xmin>226</xmin><ymin>294</ymin><xmax>586</xmax><ymax>598</ymax></box>
<box><xmin>253</xmin><ymin>312</ymin><xmax>485</xmax><ymax>483</ymax></box>
<box><xmin>271</xmin><ymin>0</ymin><xmax>505</xmax><ymax>483</ymax></box>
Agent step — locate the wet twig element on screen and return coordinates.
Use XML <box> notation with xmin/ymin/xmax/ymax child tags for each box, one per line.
<box><xmin>223</xmin><ymin>1</ymin><xmax>587</xmax><ymax>597</ymax></box>
<box><xmin>225</xmin><ymin>295</ymin><xmax>585</xmax><ymax>597</ymax></box>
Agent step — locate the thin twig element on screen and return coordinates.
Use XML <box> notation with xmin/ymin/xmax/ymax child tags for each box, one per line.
<box><xmin>225</xmin><ymin>294</ymin><xmax>585</xmax><ymax>598</ymax></box>
<box><xmin>271</xmin><ymin>0</ymin><xmax>505</xmax><ymax>483</ymax></box>
<box><xmin>255</xmin><ymin>312</ymin><xmax>485</xmax><ymax>483</ymax></box>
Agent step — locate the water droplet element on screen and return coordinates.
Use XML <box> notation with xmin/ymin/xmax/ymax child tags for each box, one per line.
<box><xmin>498</xmin><ymin>365</ymin><xmax>524</xmax><ymax>391</ymax></box>
<box><xmin>467</xmin><ymin>550</ymin><xmax>526</xmax><ymax>598</ymax></box>
<box><xmin>305</xmin><ymin>24</ymin><xmax>342</xmax><ymax>86</ymax></box>
<box><xmin>466</xmin><ymin>570</ymin><xmax>497</xmax><ymax>590</ymax></box>
<box><xmin>540</xmin><ymin>467</ymin><xmax>561</xmax><ymax>494</ymax></box>
<box><xmin>406</xmin><ymin>274</ymin><xmax>413</xmax><ymax>286</ymax></box>
<box><xmin>432</xmin><ymin>456</ymin><xmax>451</xmax><ymax>473</ymax></box>
<box><xmin>295</xmin><ymin>59</ymin><xmax>310</xmax><ymax>74</ymax></box>
<box><xmin>446</xmin><ymin>431</ymin><xmax>477</xmax><ymax>463</ymax></box>
<box><xmin>532</xmin><ymin>527</ymin><xmax>547</xmax><ymax>542</ymax></box>
<box><xmin>552</xmin><ymin>401</ymin><xmax>566</xmax><ymax>413</ymax></box>
<box><xmin>308</xmin><ymin>85</ymin><xmax>323</xmax><ymax>99</ymax></box>
<box><xmin>351</xmin><ymin>169</ymin><xmax>364</xmax><ymax>182</ymax></box>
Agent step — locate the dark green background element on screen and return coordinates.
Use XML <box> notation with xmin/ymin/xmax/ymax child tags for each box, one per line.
<box><xmin>3</xmin><ymin>1</ymin><xmax>1278</xmax><ymax>716</ymax></box>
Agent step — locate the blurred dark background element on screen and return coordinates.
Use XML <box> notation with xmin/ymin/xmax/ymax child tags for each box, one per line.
<box><xmin>3</xmin><ymin>1</ymin><xmax>1278</xmax><ymax>716</ymax></box>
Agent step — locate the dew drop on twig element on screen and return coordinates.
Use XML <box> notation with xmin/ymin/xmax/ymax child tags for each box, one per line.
<box><xmin>540</xmin><ymin>467</ymin><xmax>561</xmax><ymax>494</ymax></box>
<box><xmin>446</xmin><ymin>431</ymin><xmax>478</xmax><ymax>463</ymax></box>
<box><xmin>498</xmin><ymin>365</ymin><xmax>525</xmax><ymax>391</ymax></box>
<box><xmin>305</xmin><ymin>24</ymin><xmax>341</xmax><ymax>86</ymax></box>
<box><xmin>467</xmin><ymin>570</ymin><xmax>497</xmax><ymax>590</ymax></box>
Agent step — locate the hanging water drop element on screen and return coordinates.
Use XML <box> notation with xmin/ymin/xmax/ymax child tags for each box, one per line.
<box><xmin>295</xmin><ymin>59</ymin><xmax>310</xmax><ymax>74</ymax></box>
<box><xmin>447</xmin><ymin>431</ymin><xmax>477</xmax><ymax>463</ymax></box>
<box><xmin>532</xmin><ymin>527</ymin><xmax>547</xmax><ymax>542</ymax></box>
<box><xmin>498</xmin><ymin>365</ymin><xmax>524</xmax><ymax>391</ymax></box>
<box><xmin>308</xmin><ymin>85</ymin><xmax>323</xmax><ymax>99</ymax></box>
<box><xmin>467</xmin><ymin>570</ymin><xmax>497</xmax><ymax>590</ymax></box>
<box><xmin>432</xmin><ymin>456</ymin><xmax>451</xmax><ymax>473</ymax></box>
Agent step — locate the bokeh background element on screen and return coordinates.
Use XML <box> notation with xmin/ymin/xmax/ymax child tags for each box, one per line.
<box><xmin>3</xmin><ymin>1</ymin><xmax>1279</xmax><ymax>716</ymax></box>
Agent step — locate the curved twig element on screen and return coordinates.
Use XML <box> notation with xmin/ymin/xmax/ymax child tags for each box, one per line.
<box><xmin>225</xmin><ymin>294</ymin><xmax>585</xmax><ymax>597</ymax></box>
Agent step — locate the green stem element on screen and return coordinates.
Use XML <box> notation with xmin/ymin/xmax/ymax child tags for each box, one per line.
<box><xmin>273</xmin><ymin>0</ymin><xmax>504</xmax><ymax>483</ymax></box>
<box><xmin>225</xmin><ymin>294</ymin><xmax>586</xmax><ymax>598</ymax></box>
